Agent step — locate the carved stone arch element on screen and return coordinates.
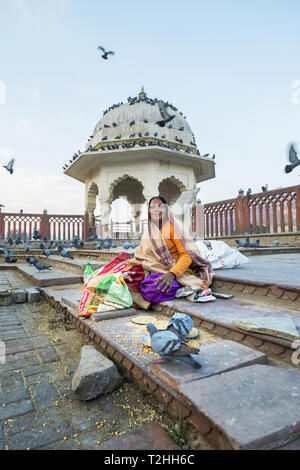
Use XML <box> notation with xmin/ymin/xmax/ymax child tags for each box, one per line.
<box><xmin>158</xmin><ymin>176</ymin><xmax>187</xmax><ymax>205</ymax></box>
<box><xmin>86</xmin><ymin>181</ymin><xmax>99</xmax><ymax>225</ymax></box>
<box><xmin>107</xmin><ymin>174</ymin><xmax>146</xmax><ymax>205</ymax></box>
<box><xmin>87</xmin><ymin>181</ymin><xmax>99</xmax><ymax>196</ymax></box>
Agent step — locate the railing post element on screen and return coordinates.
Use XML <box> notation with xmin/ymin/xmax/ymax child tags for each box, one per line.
<box><xmin>0</xmin><ymin>211</ymin><xmax>4</xmax><ymax>240</ymax></box>
<box><xmin>83</xmin><ymin>211</ymin><xmax>89</xmax><ymax>241</ymax></box>
<box><xmin>296</xmin><ymin>185</ymin><xmax>300</xmax><ymax>232</ymax></box>
<box><xmin>40</xmin><ymin>209</ymin><xmax>50</xmax><ymax>240</ymax></box>
<box><xmin>235</xmin><ymin>192</ymin><xmax>244</xmax><ymax>235</ymax></box>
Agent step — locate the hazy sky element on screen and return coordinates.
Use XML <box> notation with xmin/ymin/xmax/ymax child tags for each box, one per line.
<box><xmin>0</xmin><ymin>0</ymin><xmax>299</xmax><ymax>219</ymax></box>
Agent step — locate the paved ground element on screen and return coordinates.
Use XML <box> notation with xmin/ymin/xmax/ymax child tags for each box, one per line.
<box><xmin>0</xmin><ymin>272</ymin><xmax>177</xmax><ymax>451</ymax></box>
<box><xmin>214</xmin><ymin>253</ymin><xmax>300</xmax><ymax>289</ymax></box>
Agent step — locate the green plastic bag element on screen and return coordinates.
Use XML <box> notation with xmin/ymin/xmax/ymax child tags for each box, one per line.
<box><xmin>95</xmin><ymin>275</ymin><xmax>115</xmax><ymax>294</ymax></box>
<box><xmin>106</xmin><ymin>278</ymin><xmax>133</xmax><ymax>307</ymax></box>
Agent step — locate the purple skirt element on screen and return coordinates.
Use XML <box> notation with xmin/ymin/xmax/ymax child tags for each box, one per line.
<box><xmin>140</xmin><ymin>272</ymin><xmax>181</xmax><ymax>303</ymax></box>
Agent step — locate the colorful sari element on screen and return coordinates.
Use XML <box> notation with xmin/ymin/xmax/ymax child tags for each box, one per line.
<box><xmin>132</xmin><ymin>210</ymin><xmax>213</xmax><ymax>291</ymax></box>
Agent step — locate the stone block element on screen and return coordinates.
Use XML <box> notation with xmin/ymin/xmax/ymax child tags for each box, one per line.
<box><xmin>26</xmin><ymin>287</ymin><xmax>41</xmax><ymax>303</ymax></box>
<box><xmin>12</xmin><ymin>289</ymin><xmax>27</xmax><ymax>304</ymax></box>
<box><xmin>96</xmin><ymin>422</ymin><xmax>180</xmax><ymax>450</ymax></box>
<box><xmin>232</xmin><ymin>316</ymin><xmax>300</xmax><ymax>341</ymax></box>
<box><xmin>71</xmin><ymin>345</ymin><xmax>122</xmax><ymax>400</ymax></box>
<box><xmin>0</xmin><ymin>287</ymin><xmax>13</xmax><ymax>306</ymax></box>
<box><xmin>179</xmin><ymin>364</ymin><xmax>300</xmax><ymax>450</ymax></box>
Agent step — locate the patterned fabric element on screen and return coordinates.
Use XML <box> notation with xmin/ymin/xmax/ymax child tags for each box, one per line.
<box><xmin>132</xmin><ymin>208</ymin><xmax>213</xmax><ymax>291</ymax></box>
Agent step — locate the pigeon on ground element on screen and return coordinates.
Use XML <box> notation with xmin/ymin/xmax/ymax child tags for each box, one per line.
<box><xmin>102</xmin><ymin>238</ymin><xmax>116</xmax><ymax>249</ymax></box>
<box><xmin>24</xmin><ymin>244</ymin><xmax>31</xmax><ymax>254</ymax></box>
<box><xmin>89</xmin><ymin>234</ymin><xmax>98</xmax><ymax>241</ymax></box>
<box><xmin>235</xmin><ymin>236</ymin><xmax>250</xmax><ymax>247</ymax></box>
<box><xmin>155</xmin><ymin>101</ymin><xmax>176</xmax><ymax>127</ymax></box>
<box><xmin>15</xmin><ymin>237</ymin><xmax>22</xmax><ymax>245</ymax></box>
<box><xmin>97</xmin><ymin>46</ymin><xmax>114</xmax><ymax>60</ymax></box>
<box><xmin>167</xmin><ymin>313</ymin><xmax>194</xmax><ymax>341</ymax></box>
<box><xmin>274</xmin><ymin>240</ymin><xmax>280</xmax><ymax>246</ymax></box>
<box><xmin>3</xmin><ymin>158</ymin><xmax>15</xmax><ymax>174</ymax></box>
<box><xmin>33</xmin><ymin>230</ymin><xmax>41</xmax><ymax>240</ymax></box>
<box><xmin>250</xmin><ymin>239</ymin><xmax>260</xmax><ymax>248</ymax></box>
<box><xmin>57</xmin><ymin>245</ymin><xmax>74</xmax><ymax>260</ymax></box>
<box><xmin>261</xmin><ymin>185</ymin><xmax>268</xmax><ymax>192</ymax></box>
<box><xmin>285</xmin><ymin>144</ymin><xmax>300</xmax><ymax>174</ymax></box>
<box><xmin>33</xmin><ymin>260</ymin><xmax>52</xmax><ymax>272</ymax></box>
<box><xmin>25</xmin><ymin>256</ymin><xmax>36</xmax><ymax>266</ymax></box>
<box><xmin>146</xmin><ymin>323</ymin><xmax>201</xmax><ymax>369</ymax></box>
<box><xmin>42</xmin><ymin>249</ymin><xmax>55</xmax><ymax>257</ymax></box>
<box><xmin>94</xmin><ymin>241</ymin><xmax>104</xmax><ymax>250</ymax></box>
<box><xmin>122</xmin><ymin>241</ymin><xmax>131</xmax><ymax>250</ymax></box>
<box><xmin>39</xmin><ymin>243</ymin><xmax>45</xmax><ymax>250</ymax></box>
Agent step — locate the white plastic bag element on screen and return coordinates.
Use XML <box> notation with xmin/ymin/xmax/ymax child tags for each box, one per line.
<box><xmin>196</xmin><ymin>240</ymin><xmax>249</xmax><ymax>269</ymax></box>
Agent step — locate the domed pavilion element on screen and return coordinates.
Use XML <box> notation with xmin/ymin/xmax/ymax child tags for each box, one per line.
<box><xmin>65</xmin><ymin>87</ymin><xmax>215</xmax><ymax>234</ymax></box>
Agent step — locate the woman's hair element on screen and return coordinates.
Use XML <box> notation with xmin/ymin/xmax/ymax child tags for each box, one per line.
<box><xmin>148</xmin><ymin>196</ymin><xmax>168</xmax><ymax>208</ymax></box>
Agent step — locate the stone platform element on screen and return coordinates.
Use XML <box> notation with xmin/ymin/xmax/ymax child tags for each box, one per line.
<box><xmin>2</xmin><ymin>250</ymin><xmax>300</xmax><ymax>449</ymax></box>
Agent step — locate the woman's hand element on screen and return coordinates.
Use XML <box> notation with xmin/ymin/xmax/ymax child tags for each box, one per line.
<box><xmin>154</xmin><ymin>272</ymin><xmax>176</xmax><ymax>292</ymax></box>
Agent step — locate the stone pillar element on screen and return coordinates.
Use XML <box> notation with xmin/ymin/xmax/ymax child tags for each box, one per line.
<box><xmin>130</xmin><ymin>203</ymin><xmax>144</xmax><ymax>235</ymax></box>
<box><xmin>83</xmin><ymin>211</ymin><xmax>90</xmax><ymax>240</ymax></box>
<box><xmin>99</xmin><ymin>199</ymin><xmax>112</xmax><ymax>238</ymax></box>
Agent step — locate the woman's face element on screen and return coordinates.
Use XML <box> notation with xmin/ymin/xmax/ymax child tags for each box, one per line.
<box><xmin>149</xmin><ymin>198</ymin><xmax>167</xmax><ymax>224</ymax></box>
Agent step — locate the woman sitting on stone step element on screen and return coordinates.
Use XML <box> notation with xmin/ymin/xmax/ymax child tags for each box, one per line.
<box><xmin>131</xmin><ymin>196</ymin><xmax>214</xmax><ymax>301</ymax></box>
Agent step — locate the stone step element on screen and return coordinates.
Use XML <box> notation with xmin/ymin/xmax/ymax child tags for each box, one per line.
<box><xmin>212</xmin><ymin>253</ymin><xmax>300</xmax><ymax>309</ymax></box>
<box><xmin>95</xmin><ymin>422</ymin><xmax>180</xmax><ymax>450</ymax></box>
<box><xmin>178</xmin><ymin>364</ymin><xmax>300</xmax><ymax>450</ymax></box>
<box><xmin>16</xmin><ymin>264</ymin><xmax>82</xmax><ymax>287</ymax></box>
<box><xmin>41</xmin><ymin>286</ymin><xmax>300</xmax><ymax>450</ymax></box>
<box><xmin>152</xmin><ymin>297</ymin><xmax>300</xmax><ymax>365</ymax></box>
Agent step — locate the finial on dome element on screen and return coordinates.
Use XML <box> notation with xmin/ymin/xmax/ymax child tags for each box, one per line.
<box><xmin>138</xmin><ymin>86</ymin><xmax>146</xmax><ymax>98</ymax></box>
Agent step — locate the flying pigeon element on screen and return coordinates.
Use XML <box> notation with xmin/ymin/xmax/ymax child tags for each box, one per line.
<box><xmin>155</xmin><ymin>101</ymin><xmax>176</xmax><ymax>127</ymax></box>
<box><xmin>146</xmin><ymin>323</ymin><xmax>201</xmax><ymax>369</ymax></box>
<box><xmin>167</xmin><ymin>313</ymin><xmax>194</xmax><ymax>341</ymax></box>
<box><xmin>97</xmin><ymin>46</ymin><xmax>114</xmax><ymax>60</ymax></box>
<box><xmin>1</xmin><ymin>245</ymin><xmax>17</xmax><ymax>263</ymax></box>
<box><xmin>33</xmin><ymin>260</ymin><xmax>52</xmax><ymax>272</ymax></box>
<box><xmin>3</xmin><ymin>159</ymin><xmax>15</xmax><ymax>174</ymax></box>
<box><xmin>285</xmin><ymin>144</ymin><xmax>300</xmax><ymax>174</ymax></box>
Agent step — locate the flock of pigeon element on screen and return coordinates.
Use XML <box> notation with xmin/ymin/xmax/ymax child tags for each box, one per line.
<box><xmin>0</xmin><ymin>233</ymin><xmax>86</xmax><ymax>271</ymax></box>
<box><xmin>235</xmin><ymin>237</ymin><xmax>280</xmax><ymax>248</ymax></box>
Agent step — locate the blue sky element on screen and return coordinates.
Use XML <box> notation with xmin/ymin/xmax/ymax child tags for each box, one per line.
<box><xmin>0</xmin><ymin>0</ymin><xmax>299</xmax><ymax>217</ymax></box>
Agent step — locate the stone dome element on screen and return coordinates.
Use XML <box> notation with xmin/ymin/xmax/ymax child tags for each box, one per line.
<box><xmin>87</xmin><ymin>87</ymin><xmax>198</xmax><ymax>153</ymax></box>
